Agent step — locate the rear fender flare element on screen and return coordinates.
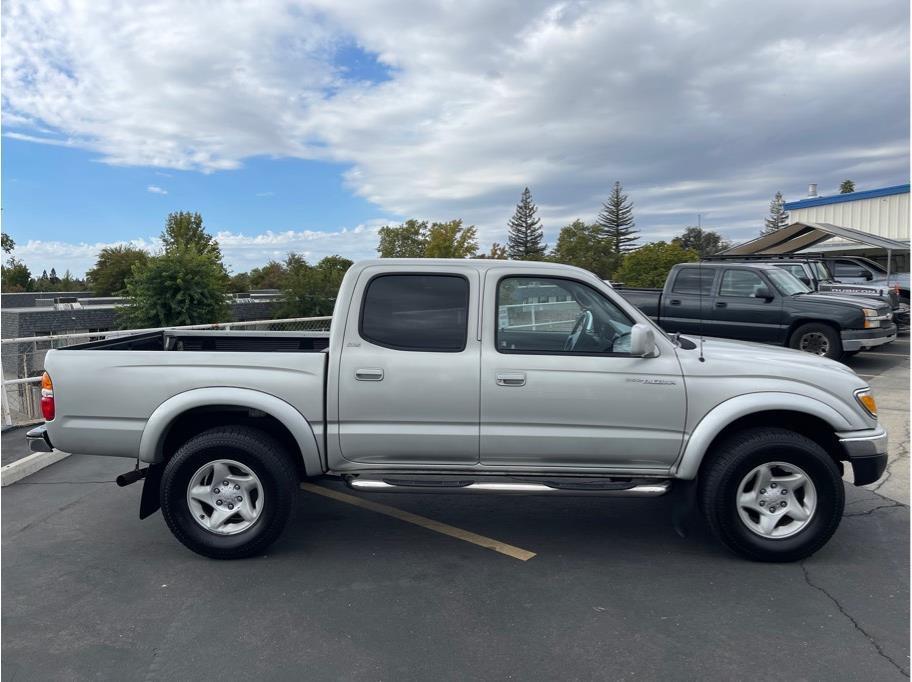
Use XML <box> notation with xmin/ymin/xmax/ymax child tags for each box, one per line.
<box><xmin>138</xmin><ymin>387</ymin><xmax>323</xmax><ymax>476</ymax></box>
<box><xmin>673</xmin><ymin>392</ymin><xmax>853</xmax><ymax>480</ymax></box>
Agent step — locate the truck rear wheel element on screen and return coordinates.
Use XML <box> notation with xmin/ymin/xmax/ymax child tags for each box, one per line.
<box><xmin>789</xmin><ymin>322</ymin><xmax>843</xmax><ymax>359</ymax></box>
<box><xmin>699</xmin><ymin>427</ymin><xmax>844</xmax><ymax>562</ymax></box>
<box><xmin>160</xmin><ymin>426</ymin><xmax>296</xmax><ymax>559</ymax></box>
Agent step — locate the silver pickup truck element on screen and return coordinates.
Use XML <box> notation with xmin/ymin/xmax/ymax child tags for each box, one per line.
<box><xmin>28</xmin><ymin>259</ymin><xmax>888</xmax><ymax>562</ymax></box>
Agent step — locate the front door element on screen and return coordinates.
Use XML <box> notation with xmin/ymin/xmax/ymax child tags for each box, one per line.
<box><xmin>710</xmin><ymin>268</ymin><xmax>784</xmax><ymax>342</ymax></box>
<box><xmin>337</xmin><ymin>268</ymin><xmax>480</xmax><ymax>464</ymax></box>
<box><xmin>480</xmin><ymin>269</ymin><xmax>686</xmax><ymax>470</ymax></box>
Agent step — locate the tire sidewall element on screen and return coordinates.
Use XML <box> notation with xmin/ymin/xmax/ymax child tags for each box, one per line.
<box><xmin>790</xmin><ymin>323</ymin><xmax>842</xmax><ymax>360</ymax></box>
<box><xmin>712</xmin><ymin>437</ymin><xmax>844</xmax><ymax>560</ymax></box>
<box><xmin>161</xmin><ymin>434</ymin><xmax>290</xmax><ymax>556</ymax></box>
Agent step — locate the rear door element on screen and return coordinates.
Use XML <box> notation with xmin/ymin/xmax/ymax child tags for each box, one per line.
<box><xmin>660</xmin><ymin>267</ymin><xmax>717</xmax><ymax>334</ymax></box>
<box><xmin>710</xmin><ymin>268</ymin><xmax>784</xmax><ymax>342</ymax></box>
<box><xmin>337</xmin><ymin>267</ymin><xmax>480</xmax><ymax>464</ymax></box>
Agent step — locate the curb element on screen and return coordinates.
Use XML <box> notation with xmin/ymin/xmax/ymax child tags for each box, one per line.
<box><xmin>1</xmin><ymin>451</ymin><xmax>70</xmax><ymax>486</ymax></box>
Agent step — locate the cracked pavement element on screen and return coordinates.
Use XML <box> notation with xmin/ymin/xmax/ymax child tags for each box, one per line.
<box><xmin>2</xmin><ymin>337</ymin><xmax>907</xmax><ymax>679</ymax></box>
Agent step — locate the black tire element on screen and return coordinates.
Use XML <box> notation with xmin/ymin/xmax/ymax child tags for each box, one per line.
<box><xmin>161</xmin><ymin>426</ymin><xmax>296</xmax><ymax>559</ymax></box>
<box><xmin>788</xmin><ymin>322</ymin><xmax>843</xmax><ymax>360</ymax></box>
<box><xmin>699</xmin><ymin>427</ymin><xmax>844</xmax><ymax>562</ymax></box>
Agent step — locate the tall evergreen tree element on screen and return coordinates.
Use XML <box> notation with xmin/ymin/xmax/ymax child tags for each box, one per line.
<box><xmin>762</xmin><ymin>191</ymin><xmax>789</xmax><ymax>234</ymax></box>
<box><xmin>839</xmin><ymin>179</ymin><xmax>855</xmax><ymax>194</ymax></box>
<box><xmin>597</xmin><ymin>181</ymin><xmax>638</xmax><ymax>253</ymax></box>
<box><xmin>507</xmin><ymin>187</ymin><xmax>546</xmax><ymax>260</ymax></box>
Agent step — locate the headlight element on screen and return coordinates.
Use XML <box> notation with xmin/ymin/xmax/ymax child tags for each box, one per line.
<box><xmin>854</xmin><ymin>388</ymin><xmax>877</xmax><ymax>419</ymax></box>
<box><xmin>863</xmin><ymin>308</ymin><xmax>881</xmax><ymax>328</ymax></box>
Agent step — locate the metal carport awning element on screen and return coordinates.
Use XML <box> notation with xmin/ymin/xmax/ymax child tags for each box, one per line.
<box><xmin>721</xmin><ymin>221</ymin><xmax>910</xmax><ymax>256</ymax></box>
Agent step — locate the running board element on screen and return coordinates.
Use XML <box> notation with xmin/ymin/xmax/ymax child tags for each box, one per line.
<box><xmin>343</xmin><ymin>475</ymin><xmax>671</xmax><ymax>497</ymax></box>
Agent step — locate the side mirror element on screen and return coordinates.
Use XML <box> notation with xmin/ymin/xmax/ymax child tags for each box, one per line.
<box><xmin>753</xmin><ymin>286</ymin><xmax>774</xmax><ymax>300</ymax></box>
<box><xmin>863</xmin><ymin>271</ymin><xmax>873</xmax><ymax>281</ymax></box>
<box><xmin>798</xmin><ymin>275</ymin><xmax>811</xmax><ymax>285</ymax></box>
<box><xmin>629</xmin><ymin>323</ymin><xmax>656</xmax><ymax>357</ymax></box>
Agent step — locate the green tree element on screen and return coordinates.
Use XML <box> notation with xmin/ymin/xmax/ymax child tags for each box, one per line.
<box><xmin>1</xmin><ymin>257</ymin><xmax>31</xmax><ymax>291</ymax></box>
<box><xmin>839</xmin><ymin>179</ymin><xmax>855</xmax><ymax>194</ymax></box>
<box><xmin>672</xmin><ymin>226</ymin><xmax>731</xmax><ymax>258</ymax></box>
<box><xmin>425</xmin><ymin>219</ymin><xmax>478</xmax><ymax>258</ymax></box>
<box><xmin>49</xmin><ymin>267</ymin><xmax>59</xmax><ymax>284</ymax></box>
<box><xmin>1</xmin><ymin>233</ymin><xmax>14</xmax><ymax>254</ymax></box>
<box><xmin>476</xmin><ymin>242</ymin><xmax>509</xmax><ymax>259</ymax></box>
<box><xmin>507</xmin><ymin>187</ymin><xmax>546</xmax><ymax>260</ymax></box>
<box><xmin>248</xmin><ymin>260</ymin><xmax>289</xmax><ymax>289</ymax></box>
<box><xmin>597</xmin><ymin>181</ymin><xmax>638</xmax><ymax>253</ymax></box>
<box><xmin>228</xmin><ymin>272</ymin><xmax>252</xmax><ymax>293</ymax></box>
<box><xmin>277</xmin><ymin>254</ymin><xmax>353</xmax><ymax>317</ymax></box>
<box><xmin>377</xmin><ymin>219</ymin><xmax>429</xmax><ymax>257</ymax></box>
<box><xmin>551</xmin><ymin>219</ymin><xmax>619</xmax><ymax>278</ymax></box>
<box><xmin>613</xmin><ymin>242</ymin><xmax>698</xmax><ymax>288</ymax></box>
<box><xmin>86</xmin><ymin>245</ymin><xmax>150</xmax><ymax>295</ymax></box>
<box><xmin>119</xmin><ymin>249</ymin><xmax>229</xmax><ymax>328</ymax></box>
<box><xmin>762</xmin><ymin>191</ymin><xmax>788</xmax><ymax>235</ymax></box>
<box><xmin>161</xmin><ymin>211</ymin><xmax>222</xmax><ymax>260</ymax></box>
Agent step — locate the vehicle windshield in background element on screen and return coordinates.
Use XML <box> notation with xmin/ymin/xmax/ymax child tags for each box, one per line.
<box><xmin>814</xmin><ymin>262</ymin><xmax>834</xmax><ymax>281</ymax></box>
<box><xmin>767</xmin><ymin>269</ymin><xmax>812</xmax><ymax>295</ymax></box>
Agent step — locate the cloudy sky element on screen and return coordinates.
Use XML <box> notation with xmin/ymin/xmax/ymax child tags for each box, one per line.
<box><xmin>2</xmin><ymin>0</ymin><xmax>909</xmax><ymax>276</ymax></box>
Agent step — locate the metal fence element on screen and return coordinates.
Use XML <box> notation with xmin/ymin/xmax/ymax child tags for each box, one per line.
<box><xmin>1</xmin><ymin>316</ymin><xmax>332</xmax><ymax>427</ymax></box>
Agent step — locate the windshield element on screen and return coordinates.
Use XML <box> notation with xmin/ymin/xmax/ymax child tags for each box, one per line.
<box><xmin>767</xmin><ymin>268</ymin><xmax>812</xmax><ymax>295</ymax></box>
<box><xmin>813</xmin><ymin>261</ymin><xmax>834</xmax><ymax>281</ymax></box>
<box><xmin>851</xmin><ymin>257</ymin><xmax>887</xmax><ymax>275</ymax></box>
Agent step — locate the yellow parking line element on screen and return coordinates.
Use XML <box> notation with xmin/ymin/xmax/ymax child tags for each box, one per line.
<box><xmin>300</xmin><ymin>482</ymin><xmax>536</xmax><ymax>561</ymax></box>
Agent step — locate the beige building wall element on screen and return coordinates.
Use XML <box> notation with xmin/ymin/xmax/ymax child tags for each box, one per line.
<box><xmin>787</xmin><ymin>191</ymin><xmax>909</xmax><ymax>241</ymax></box>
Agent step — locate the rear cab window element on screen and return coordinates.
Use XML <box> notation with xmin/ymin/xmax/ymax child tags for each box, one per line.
<box><xmin>359</xmin><ymin>274</ymin><xmax>469</xmax><ymax>352</ymax></box>
<box><xmin>671</xmin><ymin>268</ymin><xmax>716</xmax><ymax>294</ymax></box>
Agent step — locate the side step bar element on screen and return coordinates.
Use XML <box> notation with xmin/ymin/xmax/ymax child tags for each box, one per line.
<box><xmin>344</xmin><ymin>475</ymin><xmax>671</xmax><ymax>497</ymax></box>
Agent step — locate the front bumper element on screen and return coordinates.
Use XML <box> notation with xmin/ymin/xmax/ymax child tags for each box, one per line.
<box><xmin>26</xmin><ymin>425</ymin><xmax>53</xmax><ymax>453</ymax></box>
<box><xmin>841</xmin><ymin>323</ymin><xmax>897</xmax><ymax>351</ymax></box>
<box><xmin>837</xmin><ymin>426</ymin><xmax>888</xmax><ymax>486</ymax></box>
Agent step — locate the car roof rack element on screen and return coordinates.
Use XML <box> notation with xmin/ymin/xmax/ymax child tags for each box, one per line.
<box><xmin>702</xmin><ymin>254</ymin><xmax>823</xmax><ymax>262</ymax></box>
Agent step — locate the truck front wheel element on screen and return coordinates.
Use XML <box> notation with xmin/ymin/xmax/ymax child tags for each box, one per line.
<box><xmin>789</xmin><ymin>322</ymin><xmax>843</xmax><ymax>359</ymax></box>
<box><xmin>160</xmin><ymin>426</ymin><xmax>296</xmax><ymax>559</ymax></box>
<box><xmin>699</xmin><ymin>427</ymin><xmax>844</xmax><ymax>562</ymax></box>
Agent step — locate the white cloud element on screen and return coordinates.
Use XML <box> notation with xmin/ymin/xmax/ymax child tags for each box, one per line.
<box><xmin>146</xmin><ymin>185</ymin><xmax>168</xmax><ymax>195</ymax></box>
<box><xmin>1</xmin><ymin>0</ymin><xmax>908</xmax><ymax>248</ymax></box>
<box><xmin>10</xmin><ymin>222</ymin><xmax>386</xmax><ymax>277</ymax></box>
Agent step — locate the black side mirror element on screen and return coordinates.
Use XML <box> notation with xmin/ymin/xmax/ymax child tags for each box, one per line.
<box><xmin>863</xmin><ymin>271</ymin><xmax>873</xmax><ymax>281</ymax></box>
<box><xmin>798</xmin><ymin>275</ymin><xmax>811</xmax><ymax>285</ymax></box>
<box><xmin>753</xmin><ymin>286</ymin><xmax>774</xmax><ymax>300</ymax></box>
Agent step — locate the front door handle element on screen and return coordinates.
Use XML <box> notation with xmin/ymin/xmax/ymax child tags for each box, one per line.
<box><xmin>496</xmin><ymin>372</ymin><xmax>526</xmax><ymax>387</ymax></box>
<box><xmin>355</xmin><ymin>368</ymin><xmax>384</xmax><ymax>381</ymax></box>
<box><xmin>669</xmin><ymin>299</ymin><xmax>682</xmax><ymax>305</ymax></box>
<box><xmin>715</xmin><ymin>301</ymin><xmax>727</xmax><ymax>308</ymax></box>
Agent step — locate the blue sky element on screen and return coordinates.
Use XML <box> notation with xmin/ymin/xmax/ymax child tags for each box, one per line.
<box><xmin>2</xmin><ymin>0</ymin><xmax>909</xmax><ymax>276</ymax></box>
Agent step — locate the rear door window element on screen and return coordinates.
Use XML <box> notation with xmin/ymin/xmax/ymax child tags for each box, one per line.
<box><xmin>671</xmin><ymin>268</ymin><xmax>715</xmax><ymax>294</ymax></box>
<box><xmin>360</xmin><ymin>274</ymin><xmax>469</xmax><ymax>352</ymax></box>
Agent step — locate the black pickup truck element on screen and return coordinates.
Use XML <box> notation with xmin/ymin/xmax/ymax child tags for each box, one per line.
<box><xmin>616</xmin><ymin>262</ymin><xmax>896</xmax><ymax>359</ymax></box>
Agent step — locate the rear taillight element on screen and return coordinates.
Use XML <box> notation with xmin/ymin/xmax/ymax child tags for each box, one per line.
<box><xmin>40</xmin><ymin>372</ymin><xmax>55</xmax><ymax>421</ymax></box>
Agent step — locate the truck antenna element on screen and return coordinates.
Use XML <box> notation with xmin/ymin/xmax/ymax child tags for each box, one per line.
<box><xmin>697</xmin><ymin>213</ymin><xmax>705</xmax><ymax>362</ymax></box>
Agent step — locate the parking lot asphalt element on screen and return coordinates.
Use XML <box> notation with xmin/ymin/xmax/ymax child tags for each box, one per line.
<box><xmin>2</xmin><ymin>338</ymin><xmax>908</xmax><ymax>680</ymax></box>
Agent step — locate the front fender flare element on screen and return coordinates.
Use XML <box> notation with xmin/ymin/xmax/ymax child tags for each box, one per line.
<box><xmin>673</xmin><ymin>392</ymin><xmax>853</xmax><ymax>480</ymax></box>
<box><xmin>138</xmin><ymin>387</ymin><xmax>323</xmax><ymax>476</ymax></box>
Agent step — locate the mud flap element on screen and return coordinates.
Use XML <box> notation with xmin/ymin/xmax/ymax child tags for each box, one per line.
<box><xmin>671</xmin><ymin>479</ymin><xmax>698</xmax><ymax>538</ymax></box>
<box><xmin>139</xmin><ymin>463</ymin><xmax>163</xmax><ymax>520</ymax></box>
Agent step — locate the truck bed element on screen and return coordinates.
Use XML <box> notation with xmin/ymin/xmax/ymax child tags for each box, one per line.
<box><xmin>45</xmin><ymin>329</ymin><xmax>329</xmax><ymax>459</ymax></box>
<box><xmin>65</xmin><ymin>329</ymin><xmax>330</xmax><ymax>353</ymax></box>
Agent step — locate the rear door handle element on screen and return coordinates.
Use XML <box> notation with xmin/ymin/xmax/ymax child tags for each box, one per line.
<box><xmin>715</xmin><ymin>301</ymin><xmax>727</xmax><ymax>308</ymax></box>
<box><xmin>355</xmin><ymin>368</ymin><xmax>384</xmax><ymax>381</ymax></box>
<box><xmin>496</xmin><ymin>372</ymin><xmax>526</xmax><ymax>387</ymax></box>
<box><xmin>669</xmin><ymin>299</ymin><xmax>682</xmax><ymax>305</ymax></box>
